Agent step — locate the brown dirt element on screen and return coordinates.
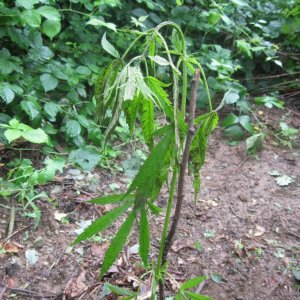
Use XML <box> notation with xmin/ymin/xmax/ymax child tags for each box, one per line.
<box><xmin>0</xmin><ymin>108</ymin><xmax>299</xmax><ymax>300</ymax></box>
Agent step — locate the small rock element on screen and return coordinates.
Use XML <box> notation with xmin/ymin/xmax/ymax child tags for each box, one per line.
<box><xmin>238</xmin><ymin>194</ymin><xmax>248</xmax><ymax>202</ymax></box>
<box><xmin>33</xmin><ymin>236</ymin><xmax>45</xmax><ymax>249</ymax></box>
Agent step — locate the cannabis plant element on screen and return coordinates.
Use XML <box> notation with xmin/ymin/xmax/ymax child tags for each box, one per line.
<box><xmin>72</xmin><ymin>22</ymin><xmax>222</xmax><ymax>299</ymax></box>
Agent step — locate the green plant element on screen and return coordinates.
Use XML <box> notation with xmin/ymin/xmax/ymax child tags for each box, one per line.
<box><xmin>72</xmin><ymin>22</ymin><xmax>221</xmax><ymax>299</ymax></box>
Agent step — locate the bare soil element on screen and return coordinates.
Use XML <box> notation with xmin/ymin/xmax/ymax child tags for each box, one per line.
<box><xmin>0</xmin><ymin>108</ymin><xmax>299</xmax><ymax>300</ymax></box>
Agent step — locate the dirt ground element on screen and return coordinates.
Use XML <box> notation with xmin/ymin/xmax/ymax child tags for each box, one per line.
<box><xmin>0</xmin><ymin>108</ymin><xmax>299</xmax><ymax>300</ymax></box>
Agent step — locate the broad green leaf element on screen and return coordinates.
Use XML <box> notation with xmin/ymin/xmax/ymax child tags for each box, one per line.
<box><xmin>224</xmin><ymin>92</ymin><xmax>239</xmax><ymax>104</ymax></box>
<box><xmin>40</xmin><ymin>74</ymin><xmax>58</xmax><ymax>92</ymax></box>
<box><xmin>231</xmin><ymin>0</ymin><xmax>249</xmax><ymax>7</ymax></box>
<box><xmin>37</xmin><ymin>157</ymin><xmax>65</xmax><ymax>183</ymax></box>
<box><xmin>208</xmin><ymin>11</ymin><xmax>221</xmax><ymax>25</ymax></box>
<box><xmin>44</xmin><ymin>102</ymin><xmax>60</xmax><ymax>120</ymax></box>
<box><xmin>22</xmin><ymin>128</ymin><xmax>49</xmax><ymax>144</ymax></box>
<box><xmin>246</xmin><ymin>133</ymin><xmax>265</xmax><ymax>155</ymax></box>
<box><xmin>20</xmin><ymin>9</ymin><xmax>41</xmax><ymax>27</ymax></box>
<box><xmin>239</xmin><ymin>115</ymin><xmax>253</xmax><ymax>133</ymax></box>
<box><xmin>0</xmin><ymin>84</ymin><xmax>15</xmax><ymax>103</ymax></box>
<box><xmin>141</xmin><ymin>99</ymin><xmax>154</xmax><ymax>149</ymax></box>
<box><xmin>139</xmin><ymin>208</ymin><xmax>150</xmax><ymax>267</ymax></box>
<box><xmin>224</xmin><ymin>125</ymin><xmax>244</xmax><ymax>141</ymax></box>
<box><xmin>66</xmin><ymin>120</ymin><xmax>81</xmax><ymax>137</ymax></box>
<box><xmin>68</xmin><ymin>146</ymin><xmax>101</xmax><ymax>171</ymax></box>
<box><xmin>16</xmin><ymin>0</ymin><xmax>38</xmax><ymax>9</ymax></box>
<box><xmin>148</xmin><ymin>55</ymin><xmax>170</xmax><ymax>66</ymax></box>
<box><xmin>101</xmin><ymin>32</ymin><xmax>120</xmax><ymax>58</ymax></box>
<box><xmin>180</xmin><ymin>276</ymin><xmax>207</xmax><ymax>291</ymax></box>
<box><xmin>20</xmin><ymin>100</ymin><xmax>41</xmax><ymax>120</ymax></box>
<box><xmin>87</xmin><ymin>18</ymin><xmax>117</xmax><ymax>32</ymax></box>
<box><xmin>100</xmin><ymin>211</ymin><xmax>136</xmax><ymax>278</ymax></box>
<box><xmin>254</xmin><ymin>96</ymin><xmax>284</xmax><ymax>109</ymax></box>
<box><xmin>89</xmin><ymin>193</ymin><xmax>135</xmax><ymax>205</ymax></box>
<box><xmin>236</xmin><ymin>39</ymin><xmax>252</xmax><ymax>58</ymax></box>
<box><xmin>221</xmin><ymin>113</ymin><xmax>239</xmax><ymax>128</ymax></box>
<box><xmin>37</xmin><ymin>6</ymin><xmax>60</xmax><ymax>21</ymax></box>
<box><xmin>42</xmin><ymin>20</ymin><xmax>61</xmax><ymax>39</ymax></box>
<box><xmin>4</xmin><ymin>129</ymin><xmax>22</xmax><ymax>143</ymax></box>
<box><xmin>73</xmin><ymin>202</ymin><xmax>133</xmax><ymax>245</ymax></box>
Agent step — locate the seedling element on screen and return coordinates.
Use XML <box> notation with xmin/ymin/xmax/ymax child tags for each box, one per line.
<box><xmin>73</xmin><ymin>22</ymin><xmax>222</xmax><ymax>299</ymax></box>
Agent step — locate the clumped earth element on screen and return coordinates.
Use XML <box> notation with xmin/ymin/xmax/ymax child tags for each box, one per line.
<box><xmin>0</xmin><ymin>108</ymin><xmax>299</xmax><ymax>300</ymax></box>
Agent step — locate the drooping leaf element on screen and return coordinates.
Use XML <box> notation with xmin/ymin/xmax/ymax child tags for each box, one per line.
<box><xmin>101</xmin><ymin>32</ymin><xmax>120</xmax><ymax>58</ymax></box>
<box><xmin>72</xmin><ymin>201</ymin><xmax>133</xmax><ymax>245</ymax></box>
<box><xmin>87</xmin><ymin>18</ymin><xmax>117</xmax><ymax>32</ymax></box>
<box><xmin>124</xmin><ymin>94</ymin><xmax>141</xmax><ymax>134</ymax></box>
<box><xmin>141</xmin><ymin>99</ymin><xmax>154</xmax><ymax>149</ymax></box>
<box><xmin>139</xmin><ymin>208</ymin><xmax>150</xmax><ymax>267</ymax></box>
<box><xmin>148</xmin><ymin>55</ymin><xmax>170</xmax><ymax>66</ymax></box>
<box><xmin>100</xmin><ymin>211</ymin><xmax>136</xmax><ymax>278</ymax></box>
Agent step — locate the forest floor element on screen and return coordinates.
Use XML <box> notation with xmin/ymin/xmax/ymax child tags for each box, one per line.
<box><xmin>0</xmin><ymin>107</ymin><xmax>299</xmax><ymax>300</ymax></box>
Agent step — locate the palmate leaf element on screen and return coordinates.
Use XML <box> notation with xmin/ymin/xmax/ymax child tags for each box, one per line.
<box><xmin>100</xmin><ymin>211</ymin><xmax>136</xmax><ymax>278</ymax></box>
<box><xmin>141</xmin><ymin>98</ymin><xmax>154</xmax><ymax>149</ymax></box>
<box><xmin>139</xmin><ymin>208</ymin><xmax>150</xmax><ymax>267</ymax></box>
<box><xmin>190</xmin><ymin>112</ymin><xmax>218</xmax><ymax>200</ymax></box>
<box><xmin>72</xmin><ymin>201</ymin><xmax>133</xmax><ymax>245</ymax></box>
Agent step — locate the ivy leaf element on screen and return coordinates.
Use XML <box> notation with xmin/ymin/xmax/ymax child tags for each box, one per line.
<box><xmin>101</xmin><ymin>32</ymin><xmax>120</xmax><ymax>58</ymax></box>
<box><xmin>100</xmin><ymin>211</ymin><xmax>136</xmax><ymax>278</ymax></box>
<box><xmin>148</xmin><ymin>55</ymin><xmax>170</xmax><ymax>66</ymax></box>
<box><xmin>72</xmin><ymin>202</ymin><xmax>133</xmax><ymax>245</ymax></box>
<box><xmin>37</xmin><ymin>6</ymin><xmax>60</xmax><ymax>21</ymax></box>
<box><xmin>40</xmin><ymin>74</ymin><xmax>58</xmax><ymax>92</ymax></box>
<box><xmin>42</xmin><ymin>20</ymin><xmax>61</xmax><ymax>39</ymax></box>
<box><xmin>139</xmin><ymin>208</ymin><xmax>150</xmax><ymax>267</ymax></box>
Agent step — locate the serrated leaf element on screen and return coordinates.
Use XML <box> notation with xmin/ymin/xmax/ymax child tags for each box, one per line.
<box><xmin>148</xmin><ymin>55</ymin><xmax>170</xmax><ymax>66</ymax></box>
<box><xmin>89</xmin><ymin>193</ymin><xmax>135</xmax><ymax>205</ymax></box>
<box><xmin>21</xmin><ymin>9</ymin><xmax>41</xmax><ymax>27</ymax></box>
<box><xmin>73</xmin><ymin>201</ymin><xmax>133</xmax><ymax>245</ymax></box>
<box><xmin>180</xmin><ymin>276</ymin><xmax>206</xmax><ymax>291</ymax></box>
<box><xmin>22</xmin><ymin>129</ymin><xmax>48</xmax><ymax>144</ymax></box>
<box><xmin>124</xmin><ymin>94</ymin><xmax>141</xmax><ymax>134</ymax></box>
<box><xmin>66</xmin><ymin>120</ymin><xmax>81</xmax><ymax>137</ymax></box>
<box><xmin>0</xmin><ymin>84</ymin><xmax>15</xmax><ymax>103</ymax></box>
<box><xmin>20</xmin><ymin>100</ymin><xmax>41</xmax><ymax>120</ymax></box>
<box><xmin>100</xmin><ymin>211</ymin><xmax>136</xmax><ymax>278</ymax></box>
<box><xmin>139</xmin><ymin>208</ymin><xmax>150</xmax><ymax>267</ymax></box>
<box><xmin>40</xmin><ymin>74</ymin><xmax>58</xmax><ymax>92</ymax></box>
<box><xmin>104</xmin><ymin>283</ymin><xmax>135</xmax><ymax>296</ymax></box>
<box><xmin>141</xmin><ymin>99</ymin><xmax>154</xmax><ymax>149</ymax></box>
<box><xmin>42</xmin><ymin>20</ymin><xmax>61</xmax><ymax>39</ymax></box>
<box><xmin>101</xmin><ymin>32</ymin><xmax>120</xmax><ymax>58</ymax></box>
<box><xmin>246</xmin><ymin>133</ymin><xmax>265</xmax><ymax>155</ymax></box>
<box><xmin>37</xmin><ymin>6</ymin><xmax>60</xmax><ymax>21</ymax></box>
<box><xmin>44</xmin><ymin>102</ymin><xmax>60</xmax><ymax>120</ymax></box>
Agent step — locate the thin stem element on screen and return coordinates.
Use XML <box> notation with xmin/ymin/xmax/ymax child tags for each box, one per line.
<box><xmin>181</xmin><ymin>58</ymin><xmax>188</xmax><ymax>114</ymax></box>
<box><xmin>155</xmin><ymin>167</ymin><xmax>178</xmax><ymax>274</ymax></box>
<box><xmin>121</xmin><ymin>34</ymin><xmax>147</xmax><ymax>60</ymax></box>
<box><xmin>59</xmin><ymin>8</ymin><xmax>94</xmax><ymax>17</ymax></box>
<box><xmin>158</xmin><ymin>70</ymin><xmax>200</xmax><ymax>300</ymax></box>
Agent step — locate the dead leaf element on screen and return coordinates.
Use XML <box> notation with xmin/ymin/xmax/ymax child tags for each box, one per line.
<box><xmin>4</xmin><ymin>276</ymin><xmax>17</xmax><ymax>288</ymax></box>
<box><xmin>64</xmin><ymin>271</ymin><xmax>87</xmax><ymax>298</ymax></box>
<box><xmin>254</xmin><ymin>225</ymin><xmax>265</xmax><ymax>237</ymax></box>
<box><xmin>171</xmin><ymin>239</ymin><xmax>195</xmax><ymax>253</ymax></box>
<box><xmin>1</xmin><ymin>242</ymin><xmax>19</xmax><ymax>254</ymax></box>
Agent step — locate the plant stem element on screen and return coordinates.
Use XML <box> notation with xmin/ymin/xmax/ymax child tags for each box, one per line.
<box><xmin>158</xmin><ymin>70</ymin><xmax>200</xmax><ymax>299</ymax></box>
